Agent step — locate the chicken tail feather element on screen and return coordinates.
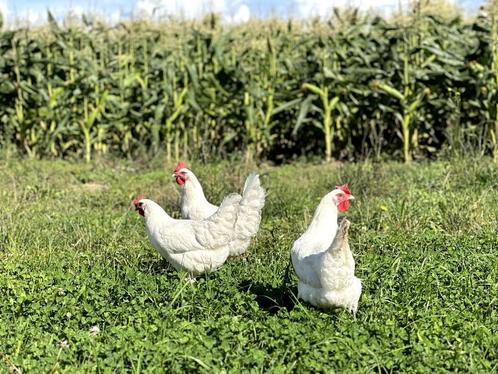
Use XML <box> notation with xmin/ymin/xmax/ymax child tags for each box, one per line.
<box><xmin>195</xmin><ymin>193</ymin><xmax>242</xmax><ymax>248</ymax></box>
<box><xmin>237</xmin><ymin>173</ymin><xmax>266</xmax><ymax>237</ymax></box>
<box><xmin>327</xmin><ymin>219</ymin><xmax>350</xmax><ymax>254</ymax></box>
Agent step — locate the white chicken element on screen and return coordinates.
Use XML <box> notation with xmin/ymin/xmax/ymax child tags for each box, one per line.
<box><xmin>133</xmin><ymin>193</ymin><xmax>241</xmax><ymax>275</ymax></box>
<box><xmin>173</xmin><ymin>161</ymin><xmax>266</xmax><ymax>256</ymax></box>
<box><xmin>291</xmin><ymin>185</ymin><xmax>362</xmax><ymax>315</ymax></box>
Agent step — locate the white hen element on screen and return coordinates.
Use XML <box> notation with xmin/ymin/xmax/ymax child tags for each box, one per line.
<box><xmin>133</xmin><ymin>193</ymin><xmax>241</xmax><ymax>275</ymax></box>
<box><xmin>173</xmin><ymin>162</ymin><xmax>266</xmax><ymax>256</ymax></box>
<box><xmin>291</xmin><ymin>185</ymin><xmax>362</xmax><ymax>315</ymax></box>
<box><xmin>174</xmin><ymin>161</ymin><xmax>218</xmax><ymax>219</ymax></box>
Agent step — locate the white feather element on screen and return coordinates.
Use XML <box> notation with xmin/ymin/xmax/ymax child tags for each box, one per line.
<box><xmin>178</xmin><ymin>169</ymin><xmax>266</xmax><ymax>256</ymax></box>
<box><xmin>139</xmin><ymin>193</ymin><xmax>241</xmax><ymax>275</ymax></box>
<box><xmin>291</xmin><ymin>190</ymin><xmax>362</xmax><ymax>315</ymax></box>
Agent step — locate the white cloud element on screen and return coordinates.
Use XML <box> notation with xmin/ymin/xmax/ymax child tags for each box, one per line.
<box><xmin>11</xmin><ymin>3</ymin><xmax>92</xmax><ymax>26</ymax></box>
<box><xmin>134</xmin><ymin>0</ymin><xmax>228</xmax><ymax>19</ymax></box>
<box><xmin>292</xmin><ymin>0</ymin><xmax>457</xmax><ymax>18</ymax></box>
<box><xmin>234</xmin><ymin>4</ymin><xmax>250</xmax><ymax>22</ymax></box>
<box><xmin>1</xmin><ymin>0</ymin><xmax>463</xmax><ymax>27</ymax></box>
<box><xmin>228</xmin><ymin>3</ymin><xmax>250</xmax><ymax>23</ymax></box>
<box><xmin>134</xmin><ymin>0</ymin><xmax>155</xmax><ymax>16</ymax></box>
<box><xmin>133</xmin><ymin>0</ymin><xmax>254</xmax><ymax>23</ymax></box>
<box><xmin>0</xmin><ymin>0</ymin><xmax>7</xmax><ymax>17</ymax></box>
<box><xmin>108</xmin><ymin>10</ymin><xmax>122</xmax><ymax>23</ymax></box>
<box><xmin>293</xmin><ymin>0</ymin><xmax>340</xmax><ymax>18</ymax></box>
<box><xmin>67</xmin><ymin>5</ymin><xmax>85</xmax><ymax>18</ymax></box>
<box><xmin>14</xmin><ymin>9</ymin><xmax>45</xmax><ymax>26</ymax></box>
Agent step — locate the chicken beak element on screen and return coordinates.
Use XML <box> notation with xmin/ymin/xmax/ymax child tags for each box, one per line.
<box><xmin>172</xmin><ymin>173</ymin><xmax>177</xmax><ymax>178</ymax></box>
<box><xmin>349</xmin><ymin>195</ymin><xmax>355</xmax><ymax>200</ymax></box>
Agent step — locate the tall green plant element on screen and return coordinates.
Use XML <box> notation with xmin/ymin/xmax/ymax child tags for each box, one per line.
<box><xmin>0</xmin><ymin>11</ymin><xmax>492</xmax><ymax>162</ymax></box>
<box><xmin>373</xmin><ymin>2</ymin><xmax>434</xmax><ymax>163</ymax></box>
<box><xmin>164</xmin><ymin>86</ymin><xmax>188</xmax><ymax>163</ymax></box>
<box><xmin>297</xmin><ymin>84</ymin><xmax>341</xmax><ymax>162</ymax></box>
<box><xmin>374</xmin><ymin>80</ymin><xmax>429</xmax><ymax>163</ymax></box>
<box><xmin>490</xmin><ymin>10</ymin><xmax>498</xmax><ymax>162</ymax></box>
<box><xmin>80</xmin><ymin>91</ymin><xmax>108</xmax><ymax>163</ymax></box>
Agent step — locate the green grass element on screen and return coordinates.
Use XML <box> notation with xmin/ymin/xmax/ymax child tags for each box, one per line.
<box><xmin>0</xmin><ymin>158</ymin><xmax>497</xmax><ymax>372</ymax></box>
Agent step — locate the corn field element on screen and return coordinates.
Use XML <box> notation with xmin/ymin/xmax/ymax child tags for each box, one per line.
<box><xmin>0</xmin><ymin>5</ymin><xmax>497</xmax><ymax>163</ymax></box>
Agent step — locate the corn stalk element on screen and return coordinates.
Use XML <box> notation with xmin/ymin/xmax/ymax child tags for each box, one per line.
<box><xmin>491</xmin><ymin>10</ymin><xmax>498</xmax><ymax>162</ymax></box>
<box><xmin>297</xmin><ymin>83</ymin><xmax>341</xmax><ymax>162</ymax></box>
<box><xmin>80</xmin><ymin>91</ymin><xmax>108</xmax><ymax>163</ymax></box>
<box><xmin>165</xmin><ymin>86</ymin><xmax>188</xmax><ymax>163</ymax></box>
<box><xmin>374</xmin><ymin>80</ymin><xmax>429</xmax><ymax>163</ymax></box>
<box><xmin>0</xmin><ymin>13</ymin><xmax>491</xmax><ymax>162</ymax></box>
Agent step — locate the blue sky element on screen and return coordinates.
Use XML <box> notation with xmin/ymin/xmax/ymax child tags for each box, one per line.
<box><xmin>0</xmin><ymin>0</ymin><xmax>488</xmax><ymax>25</ymax></box>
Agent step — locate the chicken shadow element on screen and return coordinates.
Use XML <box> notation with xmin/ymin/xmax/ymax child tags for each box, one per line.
<box><xmin>238</xmin><ymin>280</ymin><xmax>297</xmax><ymax>314</ymax></box>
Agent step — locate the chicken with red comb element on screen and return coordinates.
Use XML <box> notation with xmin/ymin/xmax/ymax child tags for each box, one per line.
<box><xmin>133</xmin><ymin>195</ymin><xmax>146</xmax><ymax>216</ymax></box>
<box><xmin>172</xmin><ymin>162</ymin><xmax>266</xmax><ymax>256</ymax></box>
<box><xmin>133</xmin><ymin>195</ymin><xmax>145</xmax><ymax>206</ymax></box>
<box><xmin>174</xmin><ymin>161</ymin><xmax>186</xmax><ymax>173</ymax></box>
<box><xmin>133</xmin><ymin>192</ymin><xmax>242</xmax><ymax>276</ymax></box>
<box><xmin>336</xmin><ymin>184</ymin><xmax>351</xmax><ymax>196</ymax></box>
<box><xmin>335</xmin><ymin>184</ymin><xmax>352</xmax><ymax>213</ymax></box>
<box><xmin>291</xmin><ymin>185</ymin><xmax>361</xmax><ymax>315</ymax></box>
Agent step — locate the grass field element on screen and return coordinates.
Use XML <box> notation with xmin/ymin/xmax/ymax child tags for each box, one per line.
<box><xmin>0</xmin><ymin>157</ymin><xmax>497</xmax><ymax>372</ymax></box>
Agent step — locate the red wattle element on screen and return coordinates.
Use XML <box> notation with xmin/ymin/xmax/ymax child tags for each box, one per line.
<box><xmin>176</xmin><ymin>176</ymin><xmax>185</xmax><ymax>186</ymax></box>
<box><xmin>338</xmin><ymin>200</ymin><xmax>350</xmax><ymax>212</ymax></box>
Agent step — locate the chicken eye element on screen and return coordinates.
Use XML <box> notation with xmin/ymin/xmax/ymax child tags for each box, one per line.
<box><xmin>138</xmin><ymin>202</ymin><xmax>144</xmax><ymax>207</ymax></box>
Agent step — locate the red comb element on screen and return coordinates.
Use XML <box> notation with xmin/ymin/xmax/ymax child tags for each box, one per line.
<box><xmin>174</xmin><ymin>161</ymin><xmax>186</xmax><ymax>173</ymax></box>
<box><xmin>133</xmin><ymin>195</ymin><xmax>145</xmax><ymax>206</ymax></box>
<box><xmin>336</xmin><ymin>184</ymin><xmax>351</xmax><ymax>195</ymax></box>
